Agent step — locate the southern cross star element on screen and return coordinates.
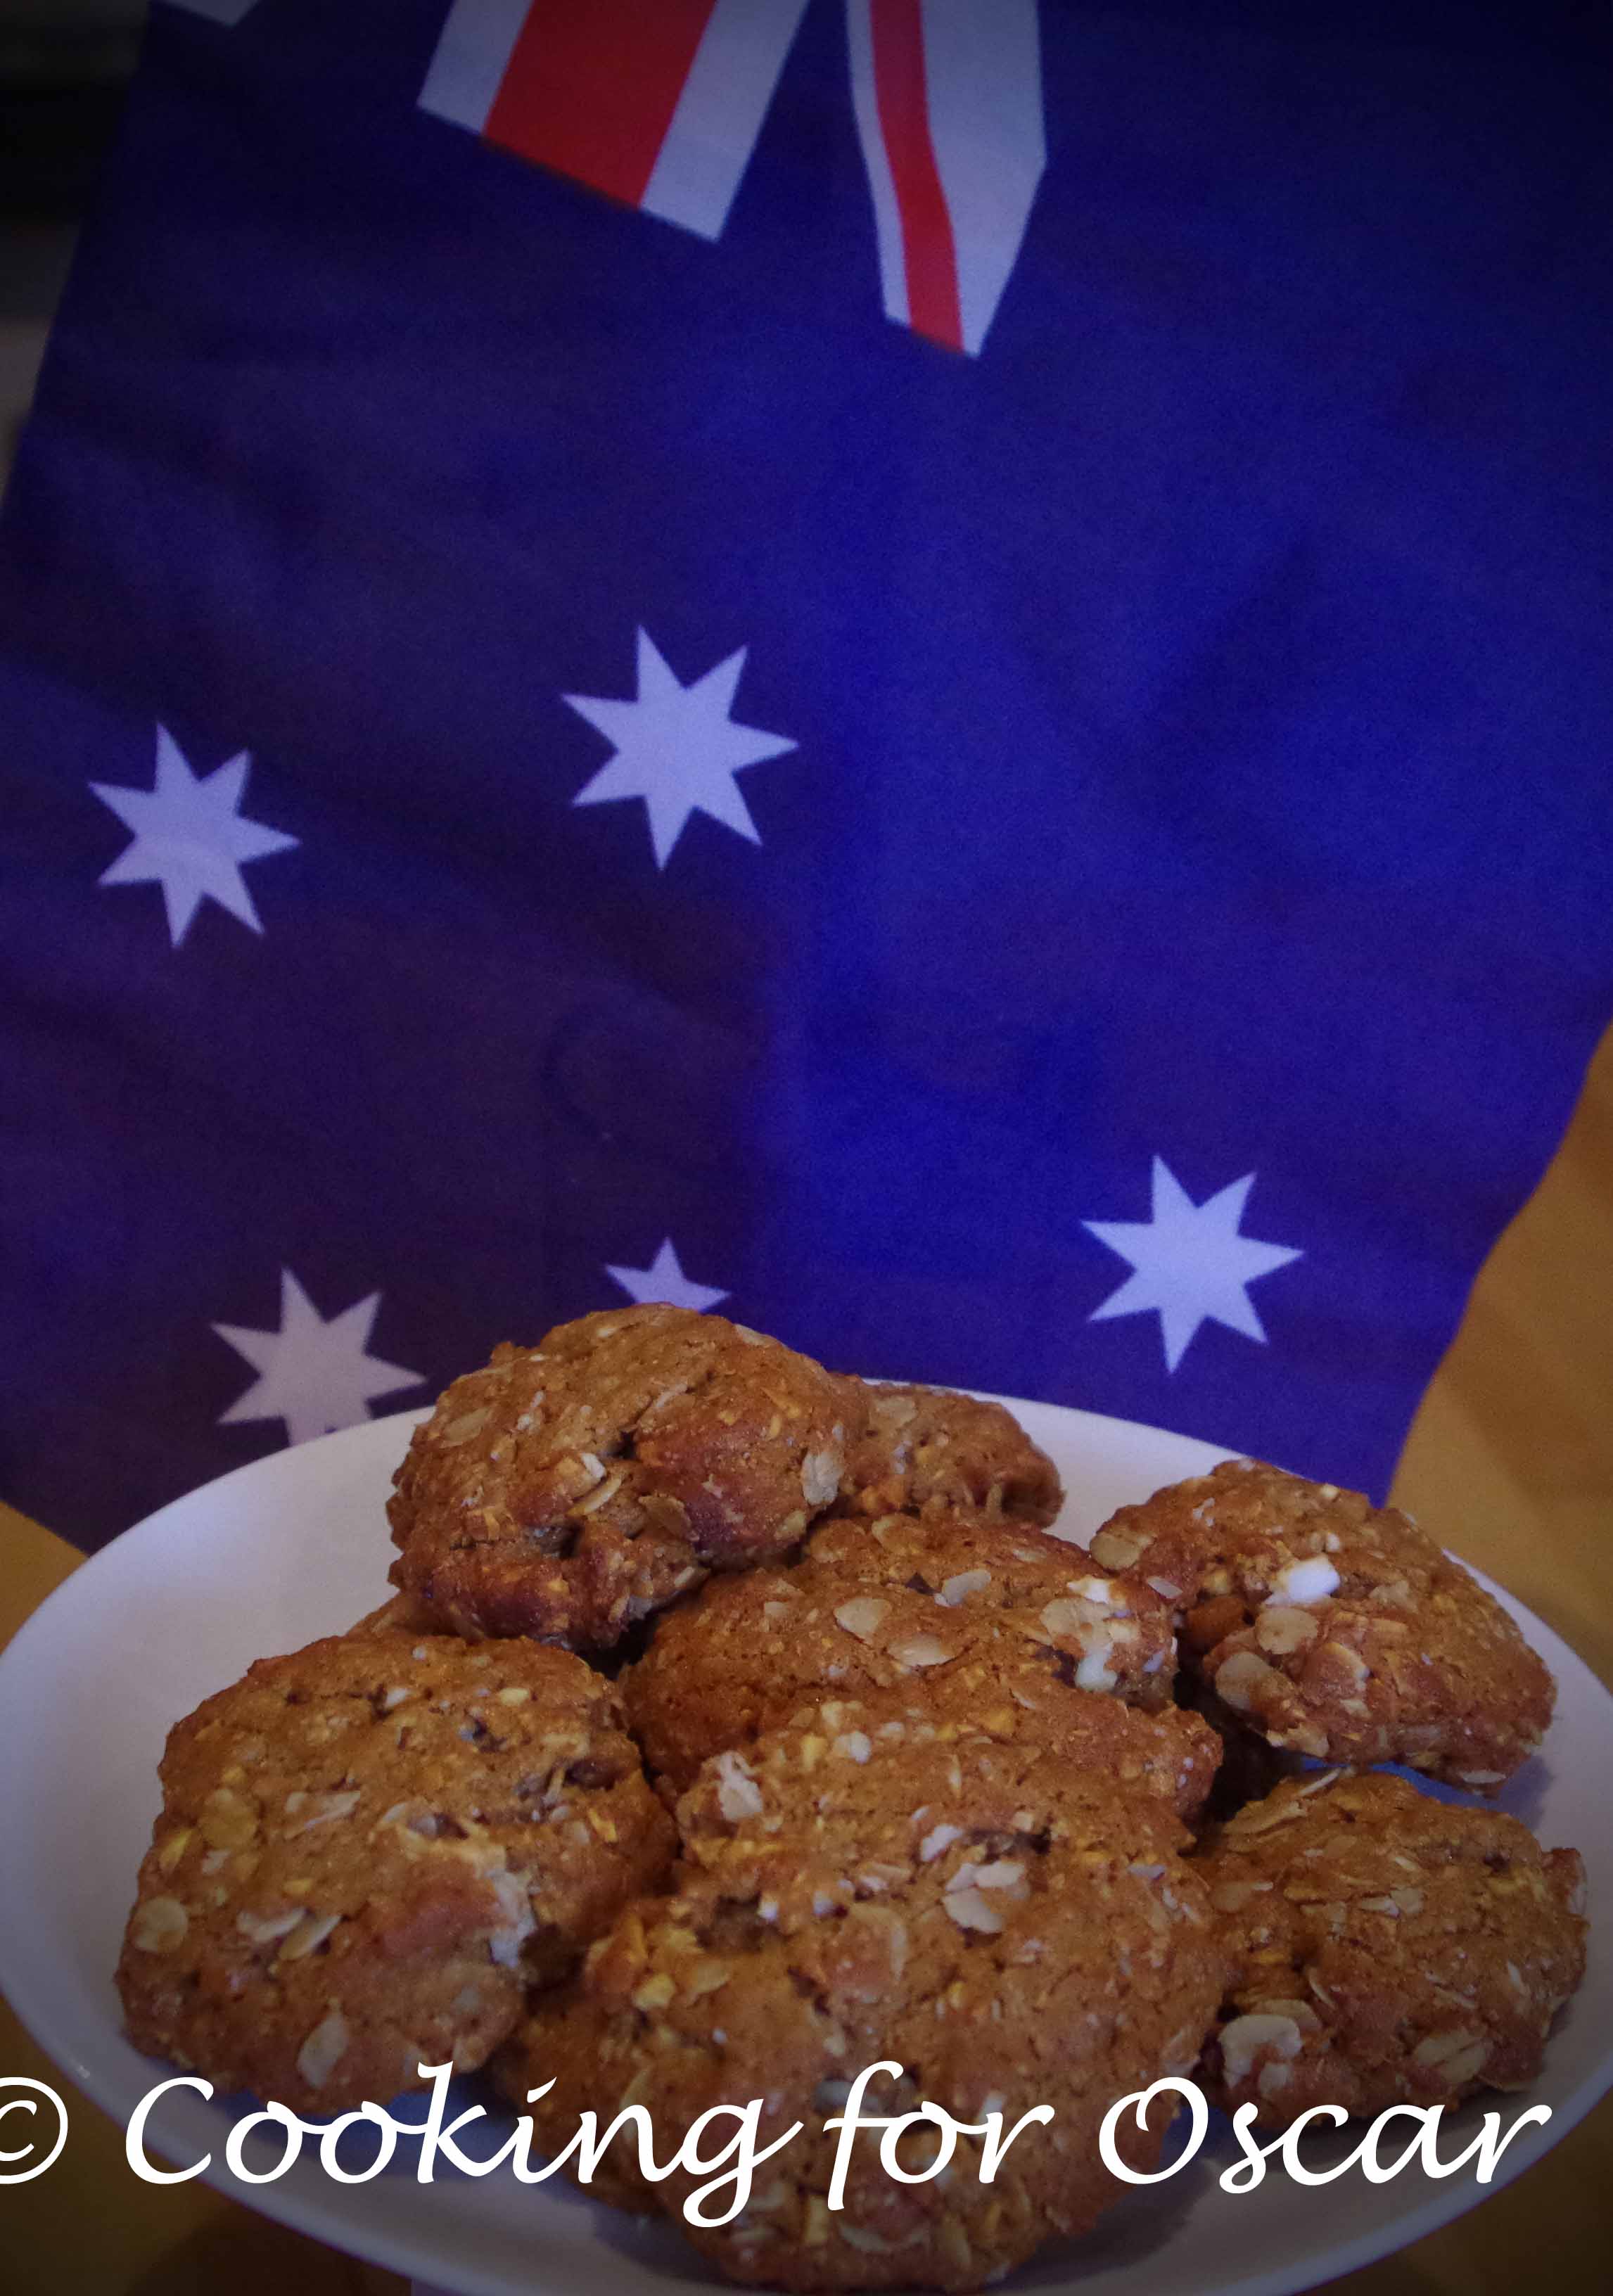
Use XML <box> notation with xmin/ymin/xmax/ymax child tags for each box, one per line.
<box><xmin>91</xmin><ymin>726</ymin><xmax>298</xmax><ymax>946</ymax></box>
<box><xmin>563</xmin><ymin>629</ymin><xmax>796</xmax><ymax>868</ymax></box>
<box><xmin>604</xmin><ymin>1238</ymin><xmax>728</xmax><ymax>1313</ymax></box>
<box><xmin>1083</xmin><ymin>1157</ymin><xmax>1302</xmax><ymax>1372</ymax></box>
<box><xmin>214</xmin><ymin>1269</ymin><xmax>425</xmax><ymax>1447</ymax></box>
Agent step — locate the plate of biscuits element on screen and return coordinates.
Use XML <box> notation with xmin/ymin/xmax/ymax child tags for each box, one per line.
<box><xmin>0</xmin><ymin>1303</ymin><xmax>1607</xmax><ymax>2296</ymax></box>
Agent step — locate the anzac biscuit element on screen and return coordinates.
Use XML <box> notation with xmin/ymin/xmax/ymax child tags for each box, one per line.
<box><xmin>349</xmin><ymin>1590</ymin><xmax>438</xmax><ymax>1636</ymax></box>
<box><xmin>117</xmin><ymin>1631</ymin><xmax>674</xmax><ymax>2114</ymax></box>
<box><xmin>801</xmin><ymin>1509</ymin><xmax>1177</xmax><ymax>1703</ymax></box>
<box><xmin>388</xmin><ymin>1306</ymin><xmax>850</xmax><ymax>1651</ymax></box>
<box><xmin>1090</xmin><ymin>1460</ymin><xmax>1554</xmax><ymax>1787</ymax></box>
<box><xmin>497</xmin><ymin>1703</ymin><xmax>1229</xmax><ymax>2289</ymax></box>
<box><xmin>623</xmin><ymin>1562</ymin><xmax>1213</xmax><ymax>1813</ymax></box>
<box><xmin>836</xmin><ymin>1382</ymin><xmax>1060</xmax><ymax>1525</ymax></box>
<box><xmin>1197</xmin><ymin>1771</ymin><xmax>1586</xmax><ymax>2124</ymax></box>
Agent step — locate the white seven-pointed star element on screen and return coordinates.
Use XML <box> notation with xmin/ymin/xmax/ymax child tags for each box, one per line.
<box><xmin>1083</xmin><ymin>1159</ymin><xmax>1302</xmax><ymax>1372</ymax></box>
<box><xmin>215</xmin><ymin>1269</ymin><xmax>425</xmax><ymax>1447</ymax></box>
<box><xmin>604</xmin><ymin>1239</ymin><xmax>729</xmax><ymax>1313</ymax></box>
<box><xmin>91</xmin><ymin>725</ymin><xmax>298</xmax><ymax>945</ymax></box>
<box><xmin>563</xmin><ymin>630</ymin><xmax>796</xmax><ymax>867</ymax></box>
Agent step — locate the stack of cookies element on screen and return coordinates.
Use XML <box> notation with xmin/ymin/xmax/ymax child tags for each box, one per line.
<box><xmin>117</xmin><ymin>1306</ymin><xmax>1588</xmax><ymax>2290</ymax></box>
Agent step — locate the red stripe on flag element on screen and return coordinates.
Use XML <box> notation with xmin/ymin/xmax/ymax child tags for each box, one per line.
<box><xmin>868</xmin><ymin>0</ymin><xmax>962</xmax><ymax>352</ymax></box>
<box><xmin>485</xmin><ymin>0</ymin><xmax>718</xmax><ymax>210</ymax></box>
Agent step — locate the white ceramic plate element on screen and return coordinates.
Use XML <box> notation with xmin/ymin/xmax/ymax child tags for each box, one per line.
<box><xmin>1</xmin><ymin>1401</ymin><xmax>1608</xmax><ymax>2296</ymax></box>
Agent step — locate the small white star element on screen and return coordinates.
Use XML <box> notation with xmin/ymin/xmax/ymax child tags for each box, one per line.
<box><xmin>91</xmin><ymin>725</ymin><xmax>298</xmax><ymax>945</ymax></box>
<box><xmin>604</xmin><ymin>1239</ymin><xmax>729</xmax><ymax>1313</ymax></box>
<box><xmin>564</xmin><ymin>630</ymin><xmax>796</xmax><ymax>867</ymax></box>
<box><xmin>215</xmin><ymin>1269</ymin><xmax>425</xmax><ymax>1447</ymax></box>
<box><xmin>1083</xmin><ymin>1158</ymin><xmax>1302</xmax><ymax>1372</ymax></box>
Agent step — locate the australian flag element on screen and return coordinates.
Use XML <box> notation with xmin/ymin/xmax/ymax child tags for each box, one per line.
<box><xmin>4</xmin><ymin>0</ymin><xmax>1613</xmax><ymax>1552</ymax></box>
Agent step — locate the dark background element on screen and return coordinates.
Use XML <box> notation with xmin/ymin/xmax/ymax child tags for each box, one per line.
<box><xmin>0</xmin><ymin>1</ymin><xmax>143</xmax><ymax>483</ymax></box>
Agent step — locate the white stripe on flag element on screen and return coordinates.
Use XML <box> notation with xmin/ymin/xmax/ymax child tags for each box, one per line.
<box><xmin>642</xmin><ymin>0</ymin><xmax>811</xmax><ymax>241</ymax></box>
<box><xmin>919</xmin><ymin>0</ymin><xmax>1045</xmax><ymax>355</ymax></box>
<box><xmin>844</xmin><ymin>0</ymin><xmax>910</xmax><ymax>331</ymax></box>
<box><xmin>419</xmin><ymin>0</ymin><xmax>533</xmax><ymax>134</ymax></box>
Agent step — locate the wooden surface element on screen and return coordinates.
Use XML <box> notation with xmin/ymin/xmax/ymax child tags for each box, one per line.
<box><xmin>4</xmin><ymin>1023</ymin><xmax>1612</xmax><ymax>2293</ymax></box>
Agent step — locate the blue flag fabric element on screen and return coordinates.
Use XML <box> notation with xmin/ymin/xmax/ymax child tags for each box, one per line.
<box><xmin>4</xmin><ymin>0</ymin><xmax>1612</xmax><ymax>1552</ymax></box>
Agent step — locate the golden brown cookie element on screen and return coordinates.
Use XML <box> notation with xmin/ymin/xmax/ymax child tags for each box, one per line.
<box><xmin>1197</xmin><ymin>1771</ymin><xmax>1586</xmax><ymax>2125</ymax></box>
<box><xmin>348</xmin><ymin>1590</ymin><xmax>438</xmax><ymax>1636</ymax></box>
<box><xmin>836</xmin><ymin>1381</ymin><xmax>1061</xmax><ymax>1525</ymax></box>
<box><xmin>801</xmin><ymin>1509</ymin><xmax>1176</xmax><ymax>1697</ymax></box>
<box><xmin>388</xmin><ymin>1307</ymin><xmax>850</xmax><ymax>1651</ymax></box>
<box><xmin>497</xmin><ymin>1702</ymin><xmax>1229</xmax><ymax>2289</ymax></box>
<box><xmin>623</xmin><ymin>1562</ymin><xmax>1213</xmax><ymax>1813</ymax></box>
<box><xmin>117</xmin><ymin>1631</ymin><xmax>674</xmax><ymax>2113</ymax></box>
<box><xmin>1090</xmin><ymin>1460</ymin><xmax>1555</xmax><ymax>1787</ymax></box>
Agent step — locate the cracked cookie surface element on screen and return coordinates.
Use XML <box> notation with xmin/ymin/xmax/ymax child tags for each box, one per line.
<box><xmin>836</xmin><ymin>1382</ymin><xmax>1061</xmax><ymax>1526</ymax></box>
<box><xmin>388</xmin><ymin>1306</ymin><xmax>850</xmax><ymax>1650</ymax></box>
<box><xmin>1197</xmin><ymin>1771</ymin><xmax>1586</xmax><ymax>2125</ymax></box>
<box><xmin>117</xmin><ymin>1630</ymin><xmax>674</xmax><ymax>2112</ymax></box>
<box><xmin>800</xmin><ymin>1509</ymin><xmax>1175</xmax><ymax>1703</ymax></box>
<box><xmin>497</xmin><ymin>1699</ymin><xmax>1228</xmax><ymax>2288</ymax></box>
<box><xmin>623</xmin><ymin>1557</ymin><xmax>1213</xmax><ymax>1812</ymax></box>
<box><xmin>1090</xmin><ymin>1460</ymin><xmax>1555</xmax><ymax>1787</ymax></box>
